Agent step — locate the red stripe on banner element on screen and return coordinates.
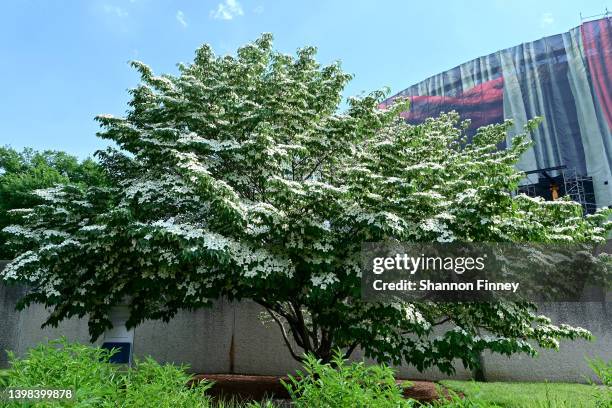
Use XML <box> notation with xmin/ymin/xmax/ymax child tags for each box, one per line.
<box><xmin>581</xmin><ymin>19</ymin><xmax>612</xmax><ymax>129</ymax></box>
<box><xmin>383</xmin><ymin>77</ymin><xmax>505</xmax><ymax>130</ymax></box>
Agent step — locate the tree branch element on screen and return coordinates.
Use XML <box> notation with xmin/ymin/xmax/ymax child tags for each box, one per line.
<box><xmin>264</xmin><ymin>307</ymin><xmax>304</xmax><ymax>363</ymax></box>
<box><xmin>432</xmin><ymin>317</ymin><xmax>451</xmax><ymax>327</ymax></box>
<box><xmin>343</xmin><ymin>341</ymin><xmax>359</xmax><ymax>360</ymax></box>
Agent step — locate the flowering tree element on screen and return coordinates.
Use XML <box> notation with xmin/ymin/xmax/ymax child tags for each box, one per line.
<box><xmin>2</xmin><ymin>35</ymin><xmax>610</xmax><ymax>374</ymax></box>
<box><xmin>0</xmin><ymin>147</ymin><xmax>106</xmax><ymax>259</ymax></box>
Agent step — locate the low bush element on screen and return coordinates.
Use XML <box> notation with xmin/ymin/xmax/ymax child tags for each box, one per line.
<box><xmin>586</xmin><ymin>357</ymin><xmax>612</xmax><ymax>408</ymax></box>
<box><xmin>121</xmin><ymin>357</ymin><xmax>212</xmax><ymax>407</ymax></box>
<box><xmin>281</xmin><ymin>351</ymin><xmax>415</xmax><ymax>407</ymax></box>
<box><xmin>587</xmin><ymin>357</ymin><xmax>611</xmax><ymax>386</ymax></box>
<box><xmin>3</xmin><ymin>339</ymin><xmax>121</xmax><ymax>406</ymax></box>
<box><xmin>3</xmin><ymin>340</ymin><xmax>608</xmax><ymax>407</ymax></box>
<box><xmin>0</xmin><ymin>371</ymin><xmax>9</xmax><ymax>389</ymax></box>
<box><xmin>1</xmin><ymin>338</ymin><xmax>212</xmax><ymax>407</ymax></box>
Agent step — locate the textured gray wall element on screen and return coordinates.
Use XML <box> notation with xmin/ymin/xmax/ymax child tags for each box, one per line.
<box><xmin>483</xmin><ymin>302</ymin><xmax>612</xmax><ymax>383</ymax></box>
<box><xmin>1</xmin><ymin>261</ymin><xmax>610</xmax><ymax>382</ymax></box>
<box><xmin>0</xmin><ymin>264</ymin><xmax>25</xmax><ymax>367</ymax></box>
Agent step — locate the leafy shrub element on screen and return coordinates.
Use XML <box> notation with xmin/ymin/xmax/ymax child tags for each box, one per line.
<box><xmin>0</xmin><ymin>371</ymin><xmax>9</xmax><ymax>388</ymax></box>
<box><xmin>281</xmin><ymin>351</ymin><xmax>415</xmax><ymax>407</ymax></box>
<box><xmin>2</xmin><ymin>338</ymin><xmax>212</xmax><ymax>407</ymax></box>
<box><xmin>4</xmin><ymin>339</ymin><xmax>121</xmax><ymax>406</ymax></box>
<box><xmin>122</xmin><ymin>357</ymin><xmax>212</xmax><ymax>407</ymax></box>
<box><xmin>586</xmin><ymin>357</ymin><xmax>612</xmax><ymax>408</ymax></box>
<box><xmin>587</xmin><ymin>357</ymin><xmax>612</xmax><ymax>386</ymax></box>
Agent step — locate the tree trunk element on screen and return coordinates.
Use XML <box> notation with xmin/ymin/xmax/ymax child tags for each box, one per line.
<box><xmin>257</xmin><ymin>300</ymin><xmax>355</xmax><ymax>366</ymax></box>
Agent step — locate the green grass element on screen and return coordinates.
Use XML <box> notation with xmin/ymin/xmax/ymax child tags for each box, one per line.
<box><xmin>440</xmin><ymin>380</ymin><xmax>604</xmax><ymax>408</ymax></box>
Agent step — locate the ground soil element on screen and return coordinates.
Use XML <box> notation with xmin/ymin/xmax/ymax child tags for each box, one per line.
<box><xmin>191</xmin><ymin>374</ymin><xmax>445</xmax><ymax>403</ymax></box>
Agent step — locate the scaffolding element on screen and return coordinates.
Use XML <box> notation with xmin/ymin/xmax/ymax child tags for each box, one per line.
<box><xmin>580</xmin><ymin>8</ymin><xmax>610</xmax><ymax>23</ymax></box>
<box><xmin>517</xmin><ymin>183</ymin><xmax>536</xmax><ymax>197</ymax></box>
<box><xmin>561</xmin><ymin>167</ymin><xmax>597</xmax><ymax>214</ymax></box>
<box><xmin>517</xmin><ymin>166</ymin><xmax>596</xmax><ymax>214</ymax></box>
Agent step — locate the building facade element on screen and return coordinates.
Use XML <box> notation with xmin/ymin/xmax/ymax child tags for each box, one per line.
<box><xmin>381</xmin><ymin>17</ymin><xmax>612</xmax><ymax>213</ymax></box>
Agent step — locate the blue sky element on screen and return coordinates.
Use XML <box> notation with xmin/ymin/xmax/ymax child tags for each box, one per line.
<box><xmin>0</xmin><ymin>0</ymin><xmax>609</xmax><ymax>158</ymax></box>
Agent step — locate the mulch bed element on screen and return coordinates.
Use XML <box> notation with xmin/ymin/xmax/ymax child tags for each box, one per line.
<box><xmin>191</xmin><ymin>374</ymin><xmax>446</xmax><ymax>403</ymax></box>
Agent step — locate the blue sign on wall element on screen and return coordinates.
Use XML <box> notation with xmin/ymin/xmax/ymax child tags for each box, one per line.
<box><xmin>101</xmin><ymin>342</ymin><xmax>132</xmax><ymax>364</ymax></box>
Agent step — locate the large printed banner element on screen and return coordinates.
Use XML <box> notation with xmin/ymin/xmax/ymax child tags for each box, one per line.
<box><xmin>381</xmin><ymin>18</ymin><xmax>612</xmax><ymax>208</ymax></box>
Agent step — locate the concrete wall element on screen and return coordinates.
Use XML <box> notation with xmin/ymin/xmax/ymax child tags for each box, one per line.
<box><xmin>0</xmin><ymin>281</ymin><xmax>26</xmax><ymax>367</ymax></box>
<box><xmin>1</xmin><ymin>261</ymin><xmax>610</xmax><ymax>382</ymax></box>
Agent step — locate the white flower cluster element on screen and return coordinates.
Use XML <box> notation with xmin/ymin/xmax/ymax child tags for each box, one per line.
<box><xmin>229</xmin><ymin>243</ymin><xmax>294</xmax><ymax>279</ymax></box>
<box><xmin>2</xmin><ymin>225</ymin><xmax>36</xmax><ymax>238</ymax></box>
<box><xmin>123</xmin><ymin>175</ymin><xmax>191</xmax><ymax>205</ymax></box>
<box><xmin>310</xmin><ymin>272</ymin><xmax>338</xmax><ymax>290</ymax></box>
<box><xmin>1</xmin><ymin>251</ymin><xmax>39</xmax><ymax>280</ymax></box>
<box><xmin>80</xmin><ymin>224</ymin><xmax>107</xmax><ymax>232</ymax></box>
<box><xmin>32</xmin><ymin>186</ymin><xmax>66</xmax><ymax>202</ymax></box>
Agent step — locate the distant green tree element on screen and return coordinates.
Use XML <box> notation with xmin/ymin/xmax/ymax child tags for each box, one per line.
<box><xmin>0</xmin><ymin>147</ymin><xmax>107</xmax><ymax>259</ymax></box>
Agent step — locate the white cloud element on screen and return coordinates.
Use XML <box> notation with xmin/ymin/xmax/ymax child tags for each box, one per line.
<box><xmin>210</xmin><ymin>0</ymin><xmax>244</xmax><ymax>20</ymax></box>
<box><xmin>541</xmin><ymin>12</ymin><xmax>554</xmax><ymax>26</ymax></box>
<box><xmin>103</xmin><ymin>4</ymin><xmax>128</xmax><ymax>18</ymax></box>
<box><xmin>176</xmin><ymin>10</ymin><xmax>188</xmax><ymax>27</ymax></box>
